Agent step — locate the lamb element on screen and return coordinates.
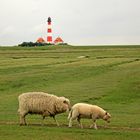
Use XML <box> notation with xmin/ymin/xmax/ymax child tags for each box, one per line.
<box><xmin>68</xmin><ymin>103</ymin><xmax>111</xmax><ymax>129</ymax></box>
<box><xmin>18</xmin><ymin>92</ymin><xmax>71</xmax><ymax>126</ymax></box>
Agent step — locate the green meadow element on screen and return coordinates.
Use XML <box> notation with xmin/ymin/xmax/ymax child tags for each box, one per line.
<box><xmin>0</xmin><ymin>45</ymin><xmax>140</xmax><ymax>140</ymax></box>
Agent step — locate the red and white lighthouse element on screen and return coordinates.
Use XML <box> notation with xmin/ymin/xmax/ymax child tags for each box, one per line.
<box><xmin>47</xmin><ymin>17</ymin><xmax>52</xmax><ymax>43</ymax></box>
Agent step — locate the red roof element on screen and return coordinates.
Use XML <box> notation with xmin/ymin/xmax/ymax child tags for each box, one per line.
<box><xmin>36</xmin><ymin>37</ymin><xmax>45</xmax><ymax>43</ymax></box>
<box><xmin>54</xmin><ymin>37</ymin><xmax>64</xmax><ymax>44</ymax></box>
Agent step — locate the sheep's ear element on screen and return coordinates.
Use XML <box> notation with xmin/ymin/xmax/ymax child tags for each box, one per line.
<box><xmin>63</xmin><ymin>100</ymin><xmax>67</xmax><ymax>104</ymax></box>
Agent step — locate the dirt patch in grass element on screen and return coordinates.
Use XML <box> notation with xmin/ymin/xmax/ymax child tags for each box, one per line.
<box><xmin>0</xmin><ymin>121</ymin><xmax>140</xmax><ymax>132</ymax></box>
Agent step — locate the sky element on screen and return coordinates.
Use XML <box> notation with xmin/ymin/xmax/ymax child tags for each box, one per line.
<box><xmin>0</xmin><ymin>0</ymin><xmax>140</xmax><ymax>46</ymax></box>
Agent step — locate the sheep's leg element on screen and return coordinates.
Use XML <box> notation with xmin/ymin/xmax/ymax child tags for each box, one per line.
<box><xmin>90</xmin><ymin>115</ymin><xmax>98</xmax><ymax>129</ymax></box>
<box><xmin>94</xmin><ymin>122</ymin><xmax>97</xmax><ymax>130</ymax></box>
<box><xmin>41</xmin><ymin>116</ymin><xmax>45</xmax><ymax>126</ymax></box>
<box><xmin>68</xmin><ymin>110</ymin><xmax>78</xmax><ymax>128</ymax></box>
<box><xmin>19</xmin><ymin>113</ymin><xmax>27</xmax><ymax>126</ymax></box>
<box><xmin>68</xmin><ymin>116</ymin><xmax>77</xmax><ymax>128</ymax></box>
<box><xmin>90</xmin><ymin>120</ymin><xmax>97</xmax><ymax>129</ymax></box>
<box><xmin>19</xmin><ymin>115</ymin><xmax>24</xmax><ymax>125</ymax></box>
<box><xmin>53</xmin><ymin>116</ymin><xmax>59</xmax><ymax>126</ymax></box>
<box><xmin>68</xmin><ymin>118</ymin><xmax>73</xmax><ymax>127</ymax></box>
<box><xmin>23</xmin><ymin>114</ymin><xmax>27</xmax><ymax>125</ymax></box>
<box><xmin>77</xmin><ymin>117</ymin><xmax>83</xmax><ymax>128</ymax></box>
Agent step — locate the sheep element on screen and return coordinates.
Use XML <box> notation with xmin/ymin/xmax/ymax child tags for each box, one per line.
<box><xmin>18</xmin><ymin>92</ymin><xmax>71</xmax><ymax>126</ymax></box>
<box><xmin>68</xmin><ymin>103</ymin><xmax>111</xmax><ymax>129</ymax></box>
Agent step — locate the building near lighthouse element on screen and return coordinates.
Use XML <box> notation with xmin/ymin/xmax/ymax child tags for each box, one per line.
<box><xmin>54</xmin><ymin>37</ymin><xmax>64</xmax><ymax>45</ymax></box>
<box><xmin>36</xmin><ymin>37</ymin><xmax>45</xmax><ymax>43</ymax></box>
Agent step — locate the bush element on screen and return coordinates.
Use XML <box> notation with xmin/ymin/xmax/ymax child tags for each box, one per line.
<box><xmin>18</xmin><ymin>42</ymin><xmax>53</xmax><ymax>47</ymax></box>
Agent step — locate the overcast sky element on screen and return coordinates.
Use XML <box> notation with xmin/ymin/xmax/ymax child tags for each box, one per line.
<box><xmin>0</xmin><ymin>0</ymin><xmax>140</xmax><ymax>46</ymax></box>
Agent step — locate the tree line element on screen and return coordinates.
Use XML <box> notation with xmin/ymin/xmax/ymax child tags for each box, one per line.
<box><xmin>18</xmin><ymin>42</ymin><xmax>53</xmax><ymax>47</ymax></box>
<box><xmin>18</xmin><ymin>42</ymin><xmax>68</xmax><ymax>47</ymax></box>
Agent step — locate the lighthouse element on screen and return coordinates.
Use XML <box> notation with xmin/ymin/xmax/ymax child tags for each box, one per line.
<box><xmin>47</xmin><ymin>17</ymin><xmax>52</xmax><ymax>44</ymax></box>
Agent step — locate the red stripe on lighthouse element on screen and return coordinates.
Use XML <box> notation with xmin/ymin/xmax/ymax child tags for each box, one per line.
<box><xmin>48</xmin><ymin>22</ymin><xmax>51</xmax><ymax>25</ymax></box>
<box><xmin>47</xmin><ymin>36</ymin><xmax>52</xmax><ymax>42</ymax></box>
<box><xmin>48</xmin><ymin>29</ymin><xmax>52</xmax><ymax>32</ymax></box>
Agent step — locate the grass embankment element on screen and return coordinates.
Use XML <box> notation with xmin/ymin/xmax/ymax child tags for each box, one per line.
<box><xmin>0</xmin><ymin>45</ymin><xmax>140</xmax><ymax>140</ymax></box>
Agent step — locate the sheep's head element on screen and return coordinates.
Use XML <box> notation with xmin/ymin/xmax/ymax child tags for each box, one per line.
<box><xmin>55</xmin><ymin>97</ymin><xmax>71</xmax><ymax>113</ymax></box>
<box><xmin>103</xmin><ymin>112</ymin><xmax>111</xmax><ymax>123</ymax></box>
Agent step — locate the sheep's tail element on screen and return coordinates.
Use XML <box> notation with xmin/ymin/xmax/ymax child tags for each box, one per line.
<box><xmin>68</xmin><ymin>109</ymin><xmax>73</xmax><ymax>120</ymax></box>
<box><xmin>17</xmin><ymin>108</ymin><xmax>20</xmax><ymax>114</ymax></box>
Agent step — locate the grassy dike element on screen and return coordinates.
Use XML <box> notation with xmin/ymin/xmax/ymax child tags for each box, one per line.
<box><xmin>0</xmin><ymin>45</ymin><xmax>140</xmax><ymax>140</ymax></box>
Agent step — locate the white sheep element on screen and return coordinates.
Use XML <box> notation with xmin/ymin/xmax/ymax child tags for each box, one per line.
<box><xmin>68</xmin><ymin>103</ymin><xmax>111</xmax><ymax>129</ymax></box>
<box><xmin>18</xmin><ymin>92</ymin><xmax>71</xmax><ymax>126</ymax></box>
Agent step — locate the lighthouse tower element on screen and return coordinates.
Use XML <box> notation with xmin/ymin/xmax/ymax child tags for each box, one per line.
<box><xmin>47</xmin><ymin>17</ymin><xmax>52</xmax><ymax>44</ymax></box>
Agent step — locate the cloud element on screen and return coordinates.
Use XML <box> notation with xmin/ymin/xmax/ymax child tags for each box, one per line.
<box><xmin>0</xmin><ymin>0</ymin><xmax>140</xmax><ymax>45</ymax></box>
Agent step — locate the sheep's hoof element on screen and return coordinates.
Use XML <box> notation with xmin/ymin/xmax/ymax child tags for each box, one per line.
<box><xmin>20</xmin><ymin>123</ymin><xmax>27</xmax><ymax>126</ymax></box>
<box><xmin>56</xmin><ymin>123</ymin><xmax>60</xmax><ymax>127</ymax></box>
<box><xmin>19</xmin><ymin>123</ymin><xmax>25</xmax><ymax>126</ymax></box>
<box><xmin>94</xmin><ymin>127</ymin><xmax>98</xmax><ymax>130</ymax></box>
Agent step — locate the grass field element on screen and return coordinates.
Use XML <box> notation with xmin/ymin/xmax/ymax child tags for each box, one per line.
<box><xmin>0</xmin><ymin>45</ymin><xmax>140</xmax><ymax>140</ymax></box>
